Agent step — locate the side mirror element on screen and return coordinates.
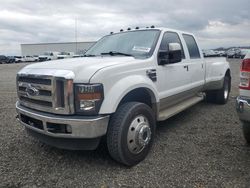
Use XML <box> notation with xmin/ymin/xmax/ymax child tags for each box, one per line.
<box><xmin>158</xmin><ymin>43</ymin><xmax>182</xmax><ymax>65</ymax></box>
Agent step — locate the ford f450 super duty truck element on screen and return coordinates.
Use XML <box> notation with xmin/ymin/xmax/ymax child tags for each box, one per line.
<box><xmin>16</xmin><ymin>27</ymin><xmax>231</xmax><ymax>166</ymax></box>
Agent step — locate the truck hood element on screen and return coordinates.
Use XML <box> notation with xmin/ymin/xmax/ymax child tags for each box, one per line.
<box><xmin>19</xmin><ymin>56</ymin><xmax>136</xmax><ymax>82</ymax></box>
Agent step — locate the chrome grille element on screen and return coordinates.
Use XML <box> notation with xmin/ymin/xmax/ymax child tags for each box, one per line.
<box><xmin>17</xmin><ymin>74</ymin><xmax>74</xmax><ymax>115</ymax></box>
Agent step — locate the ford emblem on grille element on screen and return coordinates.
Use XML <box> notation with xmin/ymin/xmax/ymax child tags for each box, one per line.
<box><xmin>26</xmin><ymin>84</ymin><xmax>39</xmax><ymax>96</ymax></box>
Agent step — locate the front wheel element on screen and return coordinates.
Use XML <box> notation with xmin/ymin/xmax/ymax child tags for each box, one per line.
<box><xmin>107</xmin><ymin>102</ymin><xmax>156</xmax><ymax>166</ymax></box>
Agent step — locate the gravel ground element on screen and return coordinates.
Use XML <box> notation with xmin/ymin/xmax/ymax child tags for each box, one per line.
<box><xmin>1</xmin><ymin>59</ymin><xmax>250</xmax><ymax>188</ymax></box>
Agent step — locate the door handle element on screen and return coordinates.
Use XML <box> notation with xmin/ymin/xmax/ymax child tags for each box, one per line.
<box><xmin>184</xmin><ymin>65</ymin><xmax>189</xmax><ymax>71</ymax></box>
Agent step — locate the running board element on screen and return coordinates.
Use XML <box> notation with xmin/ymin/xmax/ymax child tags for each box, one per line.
<box><xmin>158</xmin><ymin>94</ymin><xmax>204</xmax><ymax>121</ymax></box>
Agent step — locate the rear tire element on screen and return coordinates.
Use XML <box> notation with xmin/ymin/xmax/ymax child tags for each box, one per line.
<box><xmin>205</xmin><ymin>91</ymin><xmax>216</xmax><ymax>103</ymax></box>
<box><xmin>107</xmin><ymin>102</ymin><xmax>155</xmax><ymax>166</ymax></box>
<box><xmin>215</xmin><ymin>75</ymin><xmax>230</xmax><ymax>104</ymax></box>
<box><xmin>206</xmin><ymin>75</ymin><xmax>230</xmax><ymax>104</ymax></box>
<box><xmin>242</xmin><ymin>121</ymin><xmax>250</xmax><ymax>144</ymax></box>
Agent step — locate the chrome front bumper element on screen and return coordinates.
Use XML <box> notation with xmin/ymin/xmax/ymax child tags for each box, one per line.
<box><xmin>16</xmin><ymin>102</ymin><xmax>110</xmax><ymax>139</ymax></box>
<box><xmin>236</xmin><ymin>96</ymin><xmax>250</xmax><ymax>122</ymax></box>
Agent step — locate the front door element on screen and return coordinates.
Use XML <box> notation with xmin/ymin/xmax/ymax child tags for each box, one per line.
<box><xmin>156</xmin><ymin>31</ymin><xmax>192</xmax><ymax>110</ymax></box>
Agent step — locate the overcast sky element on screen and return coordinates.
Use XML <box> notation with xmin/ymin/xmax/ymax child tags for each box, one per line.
<box><xmin>0</xmin><ymin>0</ymin><xmax>250</xmax><ymax>55</ymax></box>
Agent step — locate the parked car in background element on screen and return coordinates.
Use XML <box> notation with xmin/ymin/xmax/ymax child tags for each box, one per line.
<box><xmin>202</xmin><ymin>49</ymin><xmax>217</xmax><ymax>57</ymax></box>
<box><xmin>23</xmin><ymin>55</ymin><xmax>38</xmax><ymax>62</ymax></box>
<box><xmin>33</xmin><ymin>55</ymin><xmax>39</xmax><ymax>62</ymax></box>
<box><xmin>7</xmin><ymin>56</ymin><xmax>16</xmax><ymax>63</ymax></box>
<box><xmin>227</xmin><ymin>48</ymin><xmax>241</xmax><ymax>58</ymax></box>
<box><xmin>214</xmin><ymin>50</ymin><xmax>226</xmax><ymax>57</ymax></box>
<box><xmin>0</xmin><ymin>55</ymin><xmax>17</xmax><ymax>64</ymax></box>
<box><xmin>0</xmin><ymin>55</ymin><xmax>9</xmax><ymax>64</ymax></box>
<box><xmin>226</xmin><ymin>49</ymin><xmax>235</xmax><ymax>58</ymax></box>
<box><xmin>240</xmin><ymin>49</ymin><xmax>250</xmax><ymax>59</ymax></box>
<box><xmin>57</xmin><ymin>52</ymin><xmax>74</xmax><ymax>59</ymax></box>
<box><xmin>15</xmin><ymin>56</ymin><xmax>24</xmax><ymax>63</ymax></box>
<box><xmin>236</xmin><ymin>53</ymin><xmax>250</xmax><ymax>143</ymax></box>
<box><xmin>39</xmin><ymin>52</ymin><xmax>59</xmax><ymax>61</ymax></box>
<box><xmin>203</xmin><ymin>50</ymin><xmax>226</xmax><ymax>57</ymax></box>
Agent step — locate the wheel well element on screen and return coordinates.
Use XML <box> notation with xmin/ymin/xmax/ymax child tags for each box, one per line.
<box><xmin>118</xmin><ymin>88</ymin><xmax>157</xmax><ymax>115</ymax></box>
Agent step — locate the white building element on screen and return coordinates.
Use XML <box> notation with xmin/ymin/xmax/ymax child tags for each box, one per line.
<box><xmin>21</xmin><ymin>41</ymin><xmax>96</xmax><ymax>56</ymax></box>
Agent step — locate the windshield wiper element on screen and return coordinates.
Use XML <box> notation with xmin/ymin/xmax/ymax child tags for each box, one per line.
<box><xmin>83</xmin><ymin>54</ymin><xmax>96</xmax><ymax>57</ymax></box>
<box><xmin>101</xmin><ymin>51</ymin><xmax>133</xmax><ymax>57</ymax></box>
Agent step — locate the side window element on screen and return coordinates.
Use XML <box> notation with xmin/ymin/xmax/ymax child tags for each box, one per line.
<box><xmin>159</xmin><ymin>32</ymin><xmax>185</xmax><ymax>59</ymax></box>
<box><xmin>183</xmin><ymin>34</ymin><xmax>201</xmax><ymax>59</ymax></box>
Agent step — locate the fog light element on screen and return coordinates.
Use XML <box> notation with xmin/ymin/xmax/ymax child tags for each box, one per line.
<box><xmin>80</xmin><ymin>100</ymin><xmax>95</xmax><ymax>111</ymax></box>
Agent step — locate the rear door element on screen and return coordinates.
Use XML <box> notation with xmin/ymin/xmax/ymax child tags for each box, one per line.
<box><xmin>182</xmin><ymin>34</ymin><xmax>205</xmax><ymax>92</ymax></box>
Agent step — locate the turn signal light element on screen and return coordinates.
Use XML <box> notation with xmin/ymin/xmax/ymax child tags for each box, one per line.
<box><xmin>74</xmin><ymin>84</ymin><xmax>104</xmax><ymax>115</ymax></box>
<box><xmin>77</xmin><ymin>93</ymin><xmax>102</xmax><ymax>100</ymax></box>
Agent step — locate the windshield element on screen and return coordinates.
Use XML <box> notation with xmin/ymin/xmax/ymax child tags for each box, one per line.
<box><xmin>85</xmin><ymin>30</ymin><xmax>160</xmax><ymax>58</ymax></box>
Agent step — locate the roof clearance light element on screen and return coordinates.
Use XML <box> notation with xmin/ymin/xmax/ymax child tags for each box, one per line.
<box><xmin>151</xmin><ymin>25</ymin><xmax>155</xmax><ymax>28</ymax></box>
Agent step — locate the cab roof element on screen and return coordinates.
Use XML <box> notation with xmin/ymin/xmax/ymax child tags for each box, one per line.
<box><xmin>109</xmin><ymin>27</ymin><xmax>194</xmax><ymax>37</ymax></box>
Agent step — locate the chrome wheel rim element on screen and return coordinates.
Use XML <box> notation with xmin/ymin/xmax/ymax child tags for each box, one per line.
<box><xmin>224</xmin><ymin>79</ymin><xmax>229</xmax><ymax>100</ymax></box>
<box><xmin>127</xmin><ymin>115</ymin><xmax>151</xmax><ymax>154</ymax></box>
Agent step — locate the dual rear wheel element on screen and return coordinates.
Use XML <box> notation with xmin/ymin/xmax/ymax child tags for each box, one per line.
<box><xmin>206</xmin><ymin>75</ymin><xmax>230</xmax><ymax>104</ymax></box>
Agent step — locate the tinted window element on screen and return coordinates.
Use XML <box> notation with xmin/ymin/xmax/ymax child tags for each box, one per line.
<box><xmin>159</xmin><ymin>32</ymin><xmax>185</xmax><ymax>59</ymax></box>
<box><xmin>183</xmin><ymin>34</ymin><xmax>200</xmax><ymax>59</ymax></box>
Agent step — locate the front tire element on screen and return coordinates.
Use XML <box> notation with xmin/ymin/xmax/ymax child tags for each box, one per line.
<box><xmin>107</xmin><ymin>102</ymin><xmax>156</xmax><ymax>166</ymax></box>
<box><xmin>242</xmin><ymin>121</ymin><xmax>250</xmax><ymax>144</ymax></box>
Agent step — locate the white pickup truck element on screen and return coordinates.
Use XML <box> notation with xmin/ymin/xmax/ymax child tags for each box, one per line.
<box><xmin>236</xmin><ymin>53</ymin><xmax>250</xmax><ymax>143</ymax></box>
<box><xmin>38</xmin><ymin>52</ymin><xmax>59</xmax><ymax>61</ymax></box>
<box><xmin>57</xmin><ymin>52</ymin><xmax>74</xmax><ymax>59</ymax></box>
<box><xmin>16</xmin><ymin>27</ymin><xmax>231</xmax><ymax>166</ymax></box>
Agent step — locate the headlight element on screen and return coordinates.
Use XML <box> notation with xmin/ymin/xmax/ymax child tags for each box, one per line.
<box><xmin>74</xmin><ymin>83</ymin><xmax>104</xmax><ymax>115</ymax></box>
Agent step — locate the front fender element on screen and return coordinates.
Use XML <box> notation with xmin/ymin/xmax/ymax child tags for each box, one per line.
<box><xmin>99</xmin><ymin>75</ymin><xmax>159</xmax><ymax>114</ymax></box>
